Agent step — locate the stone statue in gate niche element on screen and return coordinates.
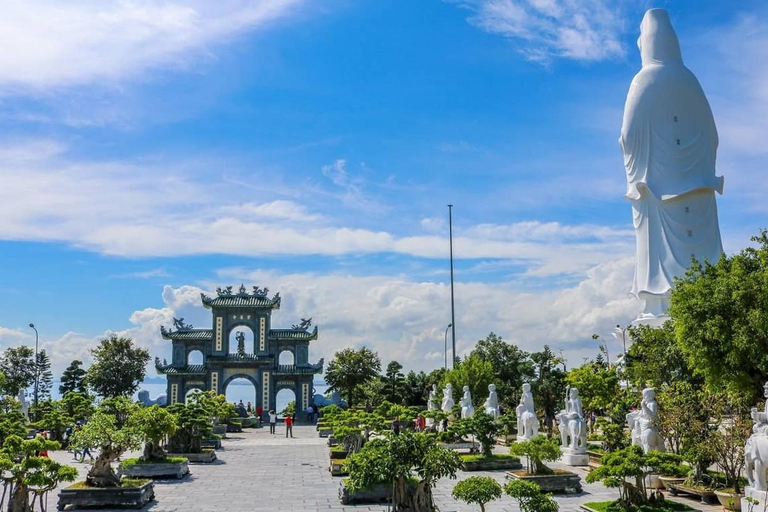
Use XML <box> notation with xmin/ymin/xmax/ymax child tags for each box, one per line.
<box><xmin>515</xmin><ymin>383</ymin><xmax>538</xmax><ymax>441</ymax></box>
<box><xmin>484</xmin><ymin>384</ymin><xmax>500</xmax><ymax>420</ymax></box>
<box><xmin>236</xmin><ymin>331</ymin><xmax>246</xmax><ymax>356</ymax></box>
<box><xmin>627</xmin><ymin>388</ymin><xmax>664</xmax><ymax>453</ymax></box>
<box><xmin>460</xmin><ymin>386</ymin><xmax>474</xmax><ymax>419</ymax></box>
<box><xmin>620</xmin><ymin>8</ymin><xmax>724</xmax><ymax>324</ymax></box>
<box><xmin>441</xmin><ymin>383</ymin><xmax>454</xmax><ymax>413</ymax></box>
<box><xmin>557</xmin><ymin>388</ymin><xmax>588</xmax><ymax>465</ymax></box>
<box><xmin>745</xmin><ymin>382</ymin><xmax>768</xmax><ymax>495</ymax></box>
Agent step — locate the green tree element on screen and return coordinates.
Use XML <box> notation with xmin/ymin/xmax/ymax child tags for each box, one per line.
<box><xmin>35</xmin><ymin>349</ymin><xmax>53</xmax><ymax>401</ymax></box>
<box><xmin>0</xmin><ymin>346</ymin><xmax>35</xmax><ymax>397</ymax></box>
<box><xmin>59</xmin><ymin>359</ymin><xmax>88</xmax><ymax>395</ymax></box>
<box><xmin>471</xmin><ymin>332</ymin><xmax>534</xmax><ymax>408</ymax></box>
<box><xmin>383</xmin><ymin>360</ymin><xmax>406</xmax><ymax>404</ymax></box>
<box><xmin>504</xmin><ymin>480</ymin><xmax>559</xmax><ymax>512</ymax></box>
<box><xmin>35</xmin><ymin>400</ymin><xmax>71</xmax><ymax>442</ymax></box>
<box><xmin>61</xmin><ymin>391</ymin><xmax>95</xmax><ymax>422</ymax></box>
<box><xmin>346</xmin><ymin>432</ymin><xmax>463</xmax><ymax>510</ymax></box>
<box><xmin>452</xmin><ymin>476</ymin><xmax>502</xmax><ymax>512</ymax></box>
<box><xmin>509</xmin><ymin>436</ymin><xmax>561</xmax><ymax>475</ymax></box>
<box><xmin>324</xmin><ymin>347</ymin><xmax>381</xmax><ymax>408</ymax></box>
<box><xmin>464</xmin><ymin>411</ymin><xmax>501</xmax><ymax>458</ymax></box>
<box><xmin>442</xmin><ymin>354</ymin><xmax>494</xmax><ymax>409</ymax></box>
<box><xmin>402</xmin><ymin>370</ymin><xmax>429</xmax><ymax>406</ymax></box>
<box><xmin>167</xmin><ymin>400</ymin><xmax>215</xmax><ymax>454</ymax></box>
<box><xmin>70</xmin><ymin>397</ymin><xmax>144</xmax><ymax>487</ymax></box>
<box><xmin>0</xmin><ymin>435</ymin><xmax>78</xmax><ymax>512</ymax></box>
<box><xmin>530</xmin><ymin>346</ymin><xmax>567</xmax><ymax>435</ymax></box>
<box><xmin>566</xmin><ymin>359</ymin><xmax>619</xmax><ymax>418</ymax></box>
<box><xmin>86</xmin><ymin>335</ymin><xmax>150</xmax><ymax>399</ymax></box>
<box><xmin>625</xmin><ymin>322</ymin><xmax>694</xmax><ymax>389</ymax></box>
<box><xmin>135</xmin><ymin>405</ymin><xmax>178</xmax><ymax>460</ymax></box>
<box><xmin>670</xmin><ymin>231</ymin><xmax>768</xmax><ymax>401</ymax></box>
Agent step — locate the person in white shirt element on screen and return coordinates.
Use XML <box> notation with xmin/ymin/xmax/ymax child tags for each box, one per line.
<box><xmin>268</xmin><ymin>410</ymin><xmax>277</xmax><ymax>434</ymax></box>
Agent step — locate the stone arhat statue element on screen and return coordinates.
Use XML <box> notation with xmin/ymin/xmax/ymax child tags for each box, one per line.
<box><xmin>460</xmin><ymin>386</ymin><xmax>474</xmax><ymax>419</ymax></box>
<box><xmin>515</xmin><ymin>383</ymin><xmax>538</xmax><ymax>441</ymax></box>
<box><xmin>483</xmin><ymin>384</ymin><xmax>499</xmax><ymax>420</ymax></box>
<box><xmin>441</xmin><ymin>383</ymin><xmax>455</xmax><ymax>413</ymax></box>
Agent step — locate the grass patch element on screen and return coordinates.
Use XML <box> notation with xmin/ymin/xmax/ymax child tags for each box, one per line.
<box><xmin>582</xmin><ymin>501</ymin><xmax>694</xmax><ymax>512</ymax></box>
<box><xmin>460</xmin><ymin>453</ymin><xmax>519</xmax><ymax>462</ymax></box>
<box><xmin>120</xmin><ymin>457</ymin><xmax>188</xmax><ymax>468</ymax></box>
<box><xmin>67</xmin><ymin>478</ymin><xmax>150</xmax><ymax>490</ymax></box>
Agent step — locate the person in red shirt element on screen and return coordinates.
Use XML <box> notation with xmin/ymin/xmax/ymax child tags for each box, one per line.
<box><xmin>285</xmin><ymin>414</ymin><xmax>294</xmax><ymax>438</ymax></box>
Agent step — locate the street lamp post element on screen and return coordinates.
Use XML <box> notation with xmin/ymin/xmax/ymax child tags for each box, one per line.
<box><xmin>443</xmin><ymin>323</ymin><xmax>452</xmax><ymax>371</ymax></box>
<box><xmin>28</xmin><ymin>323</ymin><xmax>39</xmax><ymax>415</ymax></box>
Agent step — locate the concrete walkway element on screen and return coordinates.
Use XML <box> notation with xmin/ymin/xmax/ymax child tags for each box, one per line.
<box><xmin>47</xmin><ymin>426</ymin><xmax>721</xmax><ymax>512</ymax></box>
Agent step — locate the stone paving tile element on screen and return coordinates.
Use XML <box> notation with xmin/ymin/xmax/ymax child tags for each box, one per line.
<box><xmin>47</xmin><ymin>427</ymin><xmax>722</xmax><ymax>512</ymax></box>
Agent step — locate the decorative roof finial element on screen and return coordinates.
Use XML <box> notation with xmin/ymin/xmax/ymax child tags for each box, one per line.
<box><xmin>292</xmin><ymin>318</ymin><xmax>312</xmax><ymax>331</ymax></box>
<box><xmin>172</xmin><ymin>317</ymin><xmax>193</xmax><ymax>331</ymax></box>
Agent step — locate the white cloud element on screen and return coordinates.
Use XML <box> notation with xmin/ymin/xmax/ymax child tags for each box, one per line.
<box><xmin>455</xmin><ymin>0</ymin><xmax>625</xmax><ymax>63</ymax></box>
<box><xmin>0</xmin><ymin>0</ymin><xmax>304</xmax><ymax>93</ymax></box>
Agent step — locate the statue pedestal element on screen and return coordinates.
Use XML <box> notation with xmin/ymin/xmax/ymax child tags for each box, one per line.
<box><xmin>560</xmin><ymin>449</ymin><xmax>589</xmax><ymax>467</ymax></box>
<box><xmin>742</xmin><ymin>487</ymin><xmax>767</xmax><ymax>510</ymax></box>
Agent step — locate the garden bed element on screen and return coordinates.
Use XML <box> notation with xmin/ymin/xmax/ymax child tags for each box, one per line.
<box><xmin>506</xmin><ymin>469</ymin><xmax>582</xmax><ymax>494</ymax></box>
<box><xmin>581</xmin><ymin>500</ymin><xmax>694</xmax><ymax>512</ymax></box>
<box><xmin>166</xmin><ymin>449</ymin><xmax>217</xmax><ymax>463</ymax></box>
<box><xmin>120</xmin><ymin>457</ymin><xmax>189</xmax><ymax>479</ymax></box>
<box><xmin>461</xmin><ymin>454</ymin><xmax>522</xmax><ymax>471</ymax></box>
<box><xmin>58</xmin><ymin>479</ymin><xmax>154</xmax><ymax>510</ymax></box>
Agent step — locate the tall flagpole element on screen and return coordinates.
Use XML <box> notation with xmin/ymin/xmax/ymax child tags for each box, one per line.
<box><xmin>448</xmin><ymin>204</ymin><xmax>456</xmax><ymax>368</ymax></box>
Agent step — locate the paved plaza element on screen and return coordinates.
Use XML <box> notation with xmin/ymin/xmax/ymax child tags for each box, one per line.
<box><xmin>49</xmin><ymin>426</ymin><xmax>720</xmax><ymax>512</ymax></box>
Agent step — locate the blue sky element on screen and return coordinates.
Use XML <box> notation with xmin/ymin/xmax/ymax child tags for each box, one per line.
<box><xmin>1</xmin><ymin>0</ymin><xmax>767</xmax><ymax>388</ymax></box>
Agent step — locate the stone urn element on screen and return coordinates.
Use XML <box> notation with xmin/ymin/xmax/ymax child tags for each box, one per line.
<box><xmin>714</xmin><ymin>489</ymin><xmax>743</xmax><ymax>511</ymax></box>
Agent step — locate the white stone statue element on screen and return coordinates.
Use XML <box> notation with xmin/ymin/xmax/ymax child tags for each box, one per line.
<box><xmin>426</xmin><ymin>384</ymin><xmax>437</xmax><ymax>427</ymax></box>
<box><xmin>628</xmin><ymin>388</ymin><xmax>664</xmax><ymax>453</ymax></box>
<box><xmin>620</xmin><ymin>8</ymin><xmax>724</xmax><ymax>324</ymax></box>
<box><xmin>17</xmin><ymin>389</ymin><xmax>28</xmax><ymax>419</ymax></box>
<box><xmin>515</xmin><ymin>383</ymin><xmax>538</xmax><ymax>441</ymax></box>
<box><xmin>441</xmin><ymin>383</ymin><xmax>454</xmax><ymax>413</ymax></box>
<box><xmin>556</xmin><ymin>388</ymin><xmax>587</xmax><ymax>454</ymax></box>
<box><xmin>745</xmin><ymin>382</ymin><xmax>768</xmax><ymax>492</ymax></box>
<box><xmin>484</xmin><ymin>384</ymin><xmax>500</xmax><ymax>420</ymax></box>
<box><xmin>460</xmin><ymin>386</ymin><xmax>474</xmax><ymax>419</ymax></box>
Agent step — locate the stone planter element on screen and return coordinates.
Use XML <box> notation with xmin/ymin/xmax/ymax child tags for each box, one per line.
<box><xmin>330</xmin><ymin>461</ymin><xmax>348</xmax><ymax>476</ymax></box>
<box><xmin>437</xmin><ymin>442</ymin><xmax>480</xmax><ymax>453</ymax></box>
<box><xmin>496</xmin><ymin>434</ymin><xmax>516</xmax><ymax>446</ymax></box>
<box><xmin>327</xmin><ymin>437</ymin><xmax>340</xmax><ymax>446</ymax></box>
<box><xmin>339</xmin><ymin>481</ymin><xmax>396</xmax><ymax>504</ymax></box>
<box><xmin>462</xmin><ymin>457</ymin><xmax>522</xmax><ymax>471</ymax></box>
<box><xmin>505</xmin><ymin>470</ymin><xmax>582</xmax><ymax>494</ymax></box>
<box><xmin>330</xmin><ymin>450</ymin><xmax>348</xmax><ymax>460</ymax></box>
<box><xmin>586</xmin><ymin>450</ymin><xmax>604</xmax><ymax>467</ymax></box>
<box><xmin>226</xmin><ymin>422</ymin><xmax>243</xmax><ymax>433</ymax></box>
<box><xmin>714</xmin><ymin>490</ymin><xmax>743</xmax><ymax>511</ymax></box>
<box><xmin>658</xmin><ymin>476</ymin><xmax>686</xmax><ymax>490</ymax></box>
<box><xmin>667</xmin><ymin>483</ymin><xmax>717</xmax><ymax>504</ymax></box>
<box><xmin>122</xmin><ymin>460</ymin><xmax>189</xmax><ymax>479</ymax></box>
<box><xmin>318</xmin><ymin>428</ymin><xmax>333</xmax><ymax>437</ymax></box>
<box><xmin>212</xmin><ymin>424</ymin><xmax>228</xmax><ymax>438</ymax></box>
<box><xmin>201</xmin><ymin>438</ymin><xmax>221</xmax><ymax>450</ymax></box>
<box><xmin>58</xmin><ymin>480</ymin><xmax>154</xmax><ymax>510</ymax></box>
<box><xmin>166</xmin><ymin>450</ymin><xmax>217</xmax><ymax>464</ymax></box>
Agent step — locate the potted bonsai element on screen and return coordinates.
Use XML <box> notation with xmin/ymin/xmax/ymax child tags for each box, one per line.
<box><xmin>711</xmin><ymin>411</ymin><xmax>751</xmax><ymax>511</ymax></box>
<box><xmin>461</xmin><ymin>412</ymin><xmax>522</xmax><ymax>471</ymax></box>
<box><xmin>62</xmin><ymin>397</ymin><xmax>155</xmax><ymax>510</ymax></box>
<box><xmin>504</xmin><ymin>479</ymin><xmax>559</xmax><ymax>512</ymax></box>
<box><xmin>1</xmin><ymin>435</ymin><xmax>77</xmax><ymax>512</ymax></box>
<box><xmin>508</xmin><ymin>435</ymin><xmax>580</xmax><ymax>493</ymax></box>
<box><xmin>166</xmin><ymin>400</ymin><xmax>217</xmax><ymax>463</ymax></box>
<box><xmin>452</xmin><ymin>476</ymin><xmax>502</xmax><ymax>512</ymax></box>
<box><xmin>120</xmin><ymin>405</ymin><xmax>188</xmax><ymax>479</ymax></box>
<box><xmin>343</xmin><ymin>431</ymin><xmax>463</xmax><ymax>507</ymax></box>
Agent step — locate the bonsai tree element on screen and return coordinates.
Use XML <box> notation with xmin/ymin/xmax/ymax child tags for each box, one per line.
<box><xmin>280</xmin><ymin>400</ymin><xmax>296</xmax><ymax>418</ymax></box>
<box><xmin>452</xmin><ymin>476</ymin><xmax>502</xmax><ymax>512</ymax></box>
<box><xmin>167</xmin><ymin>400</ymin><xmax>214</xmax><ymax>454</ymax></box>
<box><xmin>329</xmin><ymin>409</ymin><xmax>387</xmax><ymax>454</ymax></box>
<box><xmin>509</xmin><ymin>435</ymin><xmax>561</xmax><ymax>475</ymax></box>
<box><xmin>585</xmin><ymin>445</ymin><xmax>682</xmax><ymax>508</ymax></box>
<box><xmin>710</xmin><ymin>402</ymin><xmax>751</xmax><ymax>495</ymax></box>
<box><xmin>135</xmin><ymin>405</ymin><xmax>178</xmax><ymax>460</ymax></box>
<box><xmin>346</xmin><ymin>431</ymin><xmax>463</xmax><ymax>510</ymax></box>
<box><xmin>70</xmin><ymin>396</ymin><xmax>144</xmax><ymax>487</ymax></box>
<box><xmin>33</xmin><ymin>400</ymin><xmax>71</xmax><ymax>443</ymax></box>
<box><xmin>465</xmin><ymin>411</ymin><xmax>501</xmax><ymax>458</ymax></box>
<box><xmin>498</xmin><ymin>411</ymin><xmax>517</xmax><ymax>437</ymax></box>
<box><xmin>0</xmin><ymin>435</ymin><xmax>78</xmax><ymax>512</ymax></box>
<box><xmin>191</xmin><ymin>390</ymin><xmax>236</xmax><ymax>424</ymax></box>
<box><xmin>504</xmin><ymin>480</ymin><xmax>559</xmax><ymax>512</ymax></box>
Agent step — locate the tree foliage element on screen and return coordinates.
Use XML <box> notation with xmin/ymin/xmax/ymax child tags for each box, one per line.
<box><xmin>566</xmin><ymin>359</ymin><xmax>619</xmax><ymax>418</ymax></box>
<box><xmin>504</xmin><ymin>480</ymin><xmax>559</xmax><ymax>512</ymax></box>
<box><xmin>34</xmin><ymin>350</ymin><xmax>53</xmax><ymax>401</ymax></box>
<box><xmin>442</xmin><ymin>354</ymin><xmax>494</xmax><ymax>410</ymax></box>
<box><xmin>464</xmin><ymin>412</ymin><xmax>501</xmax><ymax>458</ymax></box>
<box><xmin>625</xmin><ymin>322</ymin><xmax>694</xmax><ymax>389</ymax></box>
<box><xmin>346</xmin><ymin>432</ymin><xmax>463</xmax><ymax>511</ymax></box>
<box><xmin>166</xmin><ymin>400</ymin><xmax>214</xmax><ymax>454</ymax></box>
<box><xmin>452</xmin><ymin>476</ymin><xmax>502</xmax><ymax>512</ymax></box>
<box><xmin>86</xmin><ymin>335</ymin><xmax>150</xmax><ymax>399</ymax></box>
<box><xmin>509</xmin><ymin>436</ymin><xmax>561</xmax><ymax>475</ymax></box>
<box><xmin>61</xmin><ymin>392</ymin><xmax>94</xmax><ymax>423</ymax></box>
<box><xmin>0</xmin><ymin>346</ymin><xmax>35</xmax><ymax>398</ymax></box>
<box><xmin>530</xmin><ymin>346</ymin><xmax>567</xmax><ymax>435</ymax></box>
<box><xmin>135</xmin><ymin>405</ymin><xmax>178</xmax><ymax>460</ymax></box>
<box><xmin>669</xmin><ymin>231</ymin><xmax>768</xmax><ymax>401</ymax></box>
<box><xmin>324</xmin><ymin>347</ymin><xmax>381</xmax><ymax>408</ymax></box>
<box><xmin>471</xmin><ymin>332</ymin><xmax>534</xmax><ymax>408</ymax></box>
<box><xmin>59</xmin><ymin>360</ymin><xmax>88</xmax><ymax>395</ymax></box>
<box><xmin>383</xmin><ymin>360</ymin><xmax>406</xmax><ymax>404</ymax></box>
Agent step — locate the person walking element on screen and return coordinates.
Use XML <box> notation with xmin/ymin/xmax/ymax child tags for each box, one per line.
<box><xmin>285</xmin><ymin>414</ymin><xmax>294</xmax><ymax>438</ymax></box>
<box><xmin>268</xmin><ymin>409</ymin><xmax>277</xmax><ymax>434</ymax></box>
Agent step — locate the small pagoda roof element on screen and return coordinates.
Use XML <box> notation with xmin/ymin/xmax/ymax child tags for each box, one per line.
<box><xmin>155</xmin><ymin>358</ymin><xmax>207</xmax><ymax>376</ymax></box>
<box><xmin>201</xmin><ymin>285</ymin><xmax>281</xmax><ymax>310</ymax></box>
<box><xmin>160</xmin><ymin>327</ymin><xmax>213</xmax><ymax>340</ymax></box>
<box><xmin>269</xmin><ymin>326</ymin><xmax>319</xmax><ymax>341</ymax></box>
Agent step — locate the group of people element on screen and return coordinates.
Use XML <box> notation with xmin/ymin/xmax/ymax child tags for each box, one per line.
<box><xmin>267</xmin><ymin>409</ymin><xmax>295</xmax><ymax>437</ymax></box>
<box><xmin>63</xmin><ymin>421</ymin><xmax>93</xmax><ymax>462</ymax></box>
